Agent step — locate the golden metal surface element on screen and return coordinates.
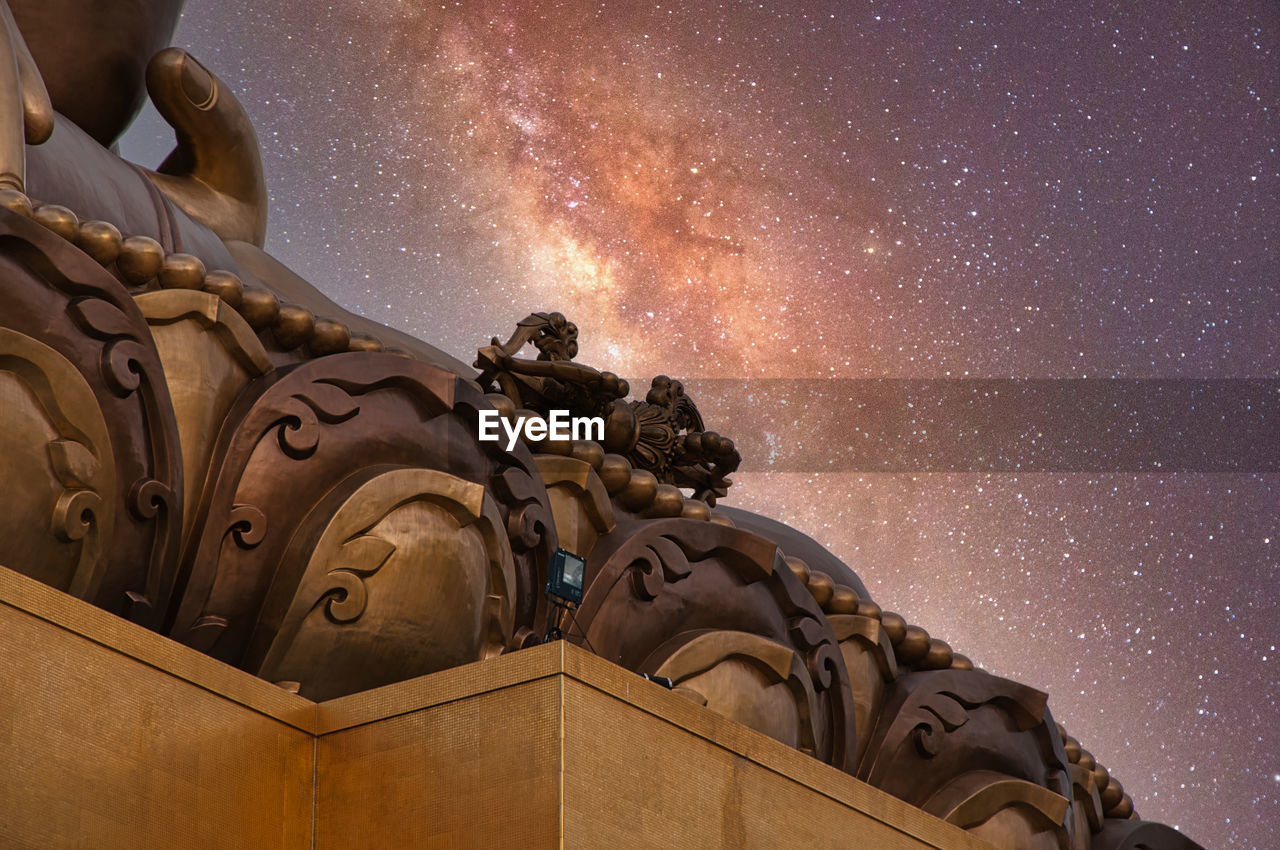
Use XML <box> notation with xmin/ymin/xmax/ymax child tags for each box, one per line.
<box><xmin>32</xmin><ymin>202</ymin><xmax>77</xmax><ymax>239</ymax></box>
<box><xmin>143</xmin><ymin>48</ymin><xmax>269</xmax><ymax>246</ymax></box>
<box><xmin>251</xmin><ymin>468</ymin><xmax>518</xmax><ymax>701</ymax></box>
<box><xmin>8</xmin><ymin>0</ymin><xmax>182</xmax><ymax>148</ymax></box>
<box><xmin>652</xmin><ymin>629</ymin><xmax>813</xmax><ymax>750</ymax></box>
<box><xmin>828</xmin><ymin>613</ymin><xmax>898</xmax><ymax>760</ymax></box>
<box><xmin>0</xmin><ymin>0</ymin><xmax>53</xmax><ymax>191</ymax></box>
<box><xmin>75</xmin><ymin>218</ymin><xmax>124</xmax><ymax>265</ymax></box>
<box><xmin>117</xmin><ymin>234</ymin><xmax>166</xmax><ymax>284</ymax></box>
<box><xmin>134</xmin><ymin>289</ymin><xmax>271</xmax><ymax>554</ymax></box>
<box><xmin>932</xmin><ymin>773</ymin><xmax>1071</xmax><ymax>850</ymax></box>
<box><xmin>0</xmin><ymin>328</ymin><xmax>115</xmax><ymax>599</ymax></box>
<box><xmin>534</xmin><ymin>454</ymin><xmax>616</xmax><ymax>558</ymax></box>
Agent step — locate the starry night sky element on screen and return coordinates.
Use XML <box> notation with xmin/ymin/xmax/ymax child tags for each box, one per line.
<box><xmin>119</xmin><ymin>2</ymin><xmax>1278</xmax><ymax>845</ymax></box>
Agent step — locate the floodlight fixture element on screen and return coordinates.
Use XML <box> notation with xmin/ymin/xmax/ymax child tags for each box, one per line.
<box><xmin>545</xmin><ymin>547</ymin><xmax>586</xmax><ymax>607</ymax></box>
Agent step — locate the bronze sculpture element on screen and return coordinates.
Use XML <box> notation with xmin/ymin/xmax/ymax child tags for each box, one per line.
<box><xmin>0</xmin><ymin>3</ymin><xmax>1204</xmax><ymax>848</ymax></box>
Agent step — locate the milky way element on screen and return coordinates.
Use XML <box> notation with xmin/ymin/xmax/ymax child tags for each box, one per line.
<box><xmin>120</xmin><ymin>2</ymin><xmax>1279</xmax><ymax>845</ymax></box>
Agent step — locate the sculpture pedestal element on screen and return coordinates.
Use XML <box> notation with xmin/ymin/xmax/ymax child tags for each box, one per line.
<box><xmin>0</xmin><ymin>565</ymin><xmax>988</xmax><ymax>848</ymax></box>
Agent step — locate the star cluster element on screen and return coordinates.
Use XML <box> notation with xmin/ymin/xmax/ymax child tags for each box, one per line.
<box><xmin>120</xmin><ymin>1</ymin><xmax>1278</xmax><ymax>845</ymax></box>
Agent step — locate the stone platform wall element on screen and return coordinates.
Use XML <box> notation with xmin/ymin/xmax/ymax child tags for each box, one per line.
<box><xmin>0</xmin><ymin>565</ymin><xmax>985</xmax><ymax>849</ymax></box>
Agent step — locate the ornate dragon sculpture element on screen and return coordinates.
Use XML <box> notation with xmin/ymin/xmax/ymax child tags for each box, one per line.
<box><xmin>475</xmin><ymin>310</ymin><xmax>740</xmax><ymax>504</ymax></box>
